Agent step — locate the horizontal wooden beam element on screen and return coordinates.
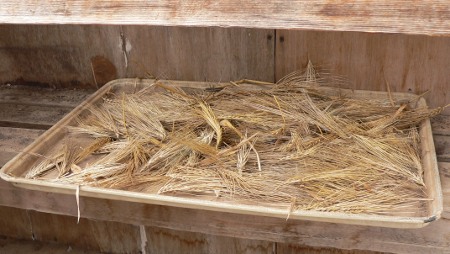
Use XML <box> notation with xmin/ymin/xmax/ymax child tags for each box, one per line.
<box><xmin>0</xmin><ymin>85</ymin><xmax>91</xmax><ymax>108</ymax></box>
<box><xmin>0</xmin><ymin>85</ymin><xmax>91</xmax><ymax>128</ymax></box>
<box><xmin>0</xmin><ymin>127</ymin><xmax>44</xmax><ymax>165</ymax></box>
<box><xmin>1</xmin><ymin>1</ymin><xmax>450</xmax><ymax>35</ymax></box>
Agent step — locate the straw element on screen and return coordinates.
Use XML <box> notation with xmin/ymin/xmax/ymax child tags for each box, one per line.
<box><xmin>26</xmin><ymin>63</ymin><xmax>443</xmax><ymax>216</ymax></box>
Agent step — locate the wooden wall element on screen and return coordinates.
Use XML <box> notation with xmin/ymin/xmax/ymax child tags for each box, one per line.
<box><xmin>275</xmin><ymin>30</ymin><xmax>450</xmax><ymax>115</ymax></box>
<box><xmin>0</xmin><ymin>25</ymin><xmax>448</xmax><ymax>114</ymax></box>
<box><xmin>0</xmin><ymin>25</ymin><xmax>275</xmax><ymax>89</ymax></box>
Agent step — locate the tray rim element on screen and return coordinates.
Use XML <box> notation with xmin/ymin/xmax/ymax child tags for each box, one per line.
<box><xmin>0</xmin><ymin>78</ymin><xmax>443</xmax><ymax>229</ymax></box>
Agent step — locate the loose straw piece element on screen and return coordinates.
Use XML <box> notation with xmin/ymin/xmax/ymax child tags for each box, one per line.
<box><xmin>140</xmin><ymin>225</ymin><xmax>147</xmax><ymax>254</ymax></box>
<box><xmin>76</xmin><ymin>185</ymin><xmax>80</xmax><ymax>224</ymax></box>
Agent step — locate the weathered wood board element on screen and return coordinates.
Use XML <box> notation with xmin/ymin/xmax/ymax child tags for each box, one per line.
<box><xmin>29</xmin><ymin>211</ymin><xmax>141</xmax><ymax>253</ymax></box>
<box><xmin>277</xmin><ymin>244</ymin><xmax>384</xmax><ymax>254</ymax></box>
<box><xmin>0</xmin><ymin>237</ymin><xmax>100</xmax><ymax>254</ymax></box>
<box><xmin>435</xmin><ymin>136</ymin><xmax>450</xmax><ymax>162</ymax></box>
<box><xmin>1</xmin><ymin>1</ymin><xmax>450</xmax><ymax>35</ymax></box>
<box><xmin>145</xmin><ymin>227</ymin><xmax>275</xmax><ymax>254</ymax></box>
<box><xmin>123</xmin><ymin>26</ymin><xmax>275</xmax><ymax>82</ymax></box>
<box><xmin>2</xmin><ymin>26</ymin><xmax>448</xmax><ymax>115</ymax></box>
<box><xmin>275</xmin><ymin>30</ymin><xmax>450</xmax><ymax>115</ymax></box>
<box><xmin>0</xmin><ymin>127</ymin><xmax>44</xmax><ymax>165</ymax></box>
<box><xmin>0</xmin><ymin>25</ymin><xmax>124</xmax><ymax>89</ymax></box>
<box><xmin>0</xmin><ymin>206</ymin><xmax>32</xmax><ymax>240</ymax></box>
<box><xmin>0</xmin><ymin>25</ymin><xmax>274</xmax><ymax>89</ymax></box>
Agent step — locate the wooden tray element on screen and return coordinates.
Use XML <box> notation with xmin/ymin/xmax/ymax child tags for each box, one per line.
<box><xmin>0</xmin><ymin>79</ymin><xmax>443</xmax><ymax>228</ymax></box>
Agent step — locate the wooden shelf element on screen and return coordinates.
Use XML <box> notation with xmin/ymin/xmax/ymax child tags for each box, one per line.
<box><xmin>1</xmin><ymin>1</ymin><xmax>450</xmax><ymax>35</ymax></box>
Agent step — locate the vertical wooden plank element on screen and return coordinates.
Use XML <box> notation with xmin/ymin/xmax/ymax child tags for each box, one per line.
<box><xmin>29</xmin><ymin>211</ymin><xmax>141</xmax><ymax>253</ymax></box>
<box><xmin>0</xmin><ymin>238</ymin><xmax>101</xmax><ymax>254</ymax></box>
<box><xmin>275</xmin><ymin>30</ymin><xmax>450</xmax><ymax>115</ymax></box>
<box><xmin>0</xmin><ymin>25</ymin><xmax>275</xmax><ymax>89</ymax></box>
<box><xmin>0</xmin><ymin>206</ymin><xmax>32</xmax><ymax>240</ymax></box>
<box><xmin>435</xmin><ymin>136</ymin><xmax>450</xmax><ymax>162</ymax></box>
<box><xmin>0</xmin><ymin>25</ymin><xmax>124</xmax><ymax>89</ymax></box>
<box><xmin>123</xmin><ymin>26</ymin><xmax>275</xmax><ymax>82</ymax></box>
<box><xmin>145</xmin><ymin>226</ymin><xmax>274</xmax><ymax>254</ymax></box>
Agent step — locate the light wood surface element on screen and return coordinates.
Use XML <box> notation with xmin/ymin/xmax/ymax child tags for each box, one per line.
<box><xmin>145</xmin><ymin>227</ymin><xmax>274</xmax><ymax>254</ymax></box>
<box><xmin>28</xmin><ymin>211</ymin><xmax>141</xmax><ymax>253</ymax></box>
<box><xmin>275</xmin><ymin>30</ymin><xmax>450</xmax><ymax>115</ymax></box>
<box><xmin>1</xmin><ymin>1</ymin><xmax>450</xmax><ymax>35</ymax></box>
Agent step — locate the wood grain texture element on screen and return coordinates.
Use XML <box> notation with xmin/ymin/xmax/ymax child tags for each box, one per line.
<box><xmin>0</xmin><ymin>104</ymin><xmax>74</xmax><ymax>130</ymax></box>
<box><xmin>440</xmin><ymin>162</ymin><xmax>450</xmax><ymax>219</ymax></box>
<box><xmin>435</xmin><ymin>136</ymin><xmax>450</xmax><ymax>162</ymax></box>
<box><xmin>28</xmin><ymin>211</ymin><xmax>141</xmax><ymax>253</ymax></box>
<box><xmin>0</xmin><ymin>84</ymin><xmax>91</xmax><ymax>107</ymax></box>
<box><xmin>145</xmin><ymin>226</ymin><xmax>274</xmax><ymax>254</ymax></box>
<box><xmin>275</xmin><ymin>30</ymin><xmax>450</xmax><ymax>115</ymax></box>
<box><xmin>123</xmin><ymin>26</ymin><xmax>275</xmax><ymax>82</ymax></box>
<box><xmin>0</xmin><ymin>127</ymin><xmax>44</xmax><ymax>166</ymax></box>
<box><xmin>1</xmin><ymin>1</ymin><xmax>450</xmax><ymax>35</ymax></box>
<box><xmin>0</xmin><ymin>238</ymin><xmax>99</xmax><ymax>254</ymax></box>
<box><xmin>432</xmin><ymin>115</ymin><xmax>450</xmax><ymax>136</ymax></box>
<box><xmin>0</xmin><ymin>25</ymin><xmax>124</xmax><ymax>89</ymax></box>
<box><xmin>0</xmin><ymin>238</ymin><xmax>101</xmax><ymax>254</ymax></box>
<box><xmin>277</xmin><ymin>244</ymin><xmax>384</xmax><ymax>254</ymax></box>
<box><xmin>0</xmin><ymin>84</ymin><xmax>91</xmax><ymax>129</ymax></box>
<box><xmin>0</xmin><ymin>25</ymin><xmax>274</xmax><ymax>89</ymax></box>
<box><xmin>0</xmin><ymin>206</ymin><xmax>32</xmax><ymax>239</ymax></box>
